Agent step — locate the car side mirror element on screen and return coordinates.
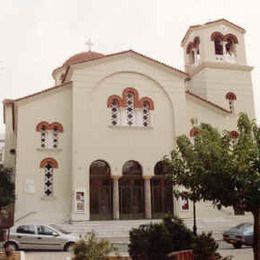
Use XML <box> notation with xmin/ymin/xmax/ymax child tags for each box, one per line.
<box><xmin>52</xmin><ymin>232</ymin><xmax>59</xmax><ymax>237</ymax></box>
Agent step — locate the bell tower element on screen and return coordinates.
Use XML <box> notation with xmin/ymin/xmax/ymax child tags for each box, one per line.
<box><xmin>182</xmin><ymin>19</ymin><xmax>255</xmax><ymax>118</ymax></box>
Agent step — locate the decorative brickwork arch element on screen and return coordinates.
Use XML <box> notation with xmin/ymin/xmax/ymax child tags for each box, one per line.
<box><xmin>189</xmin><ymin>127</ymin><xmax>199</xmax><ymax>137</ymax></box>
<box><xmin>122</xmin><ymin>87</ymin><xmax>139</xmax><ymax>108</ymax></box>
<box><xmin>49</xmin><ymin>122</ymin><xmax>64</xmax><ymax>132</ymax></box>
<box><xmin>40</xmin><ymin>158</ymin><xmax>58</xmax><ymax>168</ymax></box>
<box><xmin>107</xmin><ymin>95</ymin><xmax>123</xmax><ymax>107</ymax></box>
<box><xmin>36</xmin><ymin>121</ymin><xmax>50</xmax><ymax>131</ymax></box>
<box><xmin>211</xmin><ymin>32</ymin><xmax>224</xmax><ymax>41</ymax></box>
<box><xmin>230</xmin><ymin>130</ymin><xmax>239</xmax><ymax>139</ymax></box>
<box><xmin>223</xmin><ymin>33</ymin><xmax>239</xmax><ymax>44</ymax></box>
<box><xmin>107</xmin><ymin>87</ymin><xmax>154</xmax><ymax>127</ymax></box>
<box><xmin>139</xmin><ymin>97</ymin><xmax>154</xmax><ymax>110</ymax></box>
<box><xmin>225</xmin><ymin>92</ymin><xmax>237</xmax><ymax>100</ymax></box>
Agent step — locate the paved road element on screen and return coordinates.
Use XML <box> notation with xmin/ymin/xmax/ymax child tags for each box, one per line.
<box><xmin>25</xmin><ymin>251</ymin><xmax>72</xmax><ymax>260</ymax></box>
<box><xmin>219</xmin><ymin>248</ymin><xmax>253</xmax><ymax>260</ymax></box>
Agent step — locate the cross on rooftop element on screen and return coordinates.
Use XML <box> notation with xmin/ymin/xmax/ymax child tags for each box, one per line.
<box><xmin>85</xmin><ymin>39</ymin><xmax>94</xmax><ymax>52</ymax></box>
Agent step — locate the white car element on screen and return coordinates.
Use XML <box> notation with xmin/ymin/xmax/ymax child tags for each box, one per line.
<box><xmin>4</xmin><ymin>224</ymin><xmax>76</xmax><ymax>251</ymax></box>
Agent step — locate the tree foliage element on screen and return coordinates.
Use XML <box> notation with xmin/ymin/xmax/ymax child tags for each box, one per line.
<box><xmin>165</xmin><ymin>113</ymin><xmax>260</xmax><ymax>260</ymax></box>
<box><xmin>0</xmin><ymin>165</ymin><xmax>15</xmax><ymax>208</ymax></box>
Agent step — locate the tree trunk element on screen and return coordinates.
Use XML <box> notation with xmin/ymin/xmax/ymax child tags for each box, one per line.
<box><xmin>253</xmin><ymin>208</ymin><xmax>260</xmax><ymax>260</ymax></box>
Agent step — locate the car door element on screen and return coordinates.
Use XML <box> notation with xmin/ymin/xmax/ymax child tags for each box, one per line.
<box><xmin>36</xmin><ymin>225</ymin><xmax>64</xmax><ymax>250</ymax></box>
<box><xmin>12</xmin><ymin>224</ymin><xmax>38</xmax><ymax>250</ymax></box>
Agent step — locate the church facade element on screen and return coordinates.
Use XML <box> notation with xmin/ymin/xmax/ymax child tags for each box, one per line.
<box><xmin>3</xmin><ymin>19</ymin><xmax>255</xmax><ymax>223</ymax></box>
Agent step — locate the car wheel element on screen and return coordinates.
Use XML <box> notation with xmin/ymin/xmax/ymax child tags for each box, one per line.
<box><xmin>4</xmin><ymin>241</ymin><xmax>19</xmax><ymax>251</ymax></box>
<box><xmin>233</xmin><ymin>242</ymin><xmax>242</xmax><ymax>249</ymax></box>
<box><xmin>64</xmin><ymin>242</ymin><xmax>75</xmax><ymax>252</ymax></box>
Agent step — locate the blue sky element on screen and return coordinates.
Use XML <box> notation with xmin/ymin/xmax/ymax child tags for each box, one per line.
<box><xmin>0</xmin><ymin>0</ymin><xmax>260</xmax><ymax>132</ymax></box>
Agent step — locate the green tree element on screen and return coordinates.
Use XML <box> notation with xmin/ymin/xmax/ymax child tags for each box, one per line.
<box><xmin>0</xmin><ymin>165</ymin><xmax>15</xmax><ymax>241</ymax></box>
<box><xmin>165</xmin><ymin>113</ymin><xmax>260</xmax><ymax>260</ymax></box>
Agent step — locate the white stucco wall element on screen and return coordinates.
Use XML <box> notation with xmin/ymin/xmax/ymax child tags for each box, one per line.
<box><xmin>14</xmin><ymin>85</ymin><xmax>72</xmax><ymax>223</ymax></box>
<box><xmin>70</xmin><ymin>53</ymin><xmax>188</xmax><ymax>220</ymax></box>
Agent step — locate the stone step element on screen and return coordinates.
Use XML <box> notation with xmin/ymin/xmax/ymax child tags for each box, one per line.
<box><xmin>57</xmin><ymin>215</ymin><xmax>253</xmax><ymax>242</ymax></box>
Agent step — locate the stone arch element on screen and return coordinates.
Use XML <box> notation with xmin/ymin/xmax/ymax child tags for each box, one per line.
<box><xmin>89</xmin><ymin>160</ymin><xmax>113</xmax><ymax>220</ymax></box>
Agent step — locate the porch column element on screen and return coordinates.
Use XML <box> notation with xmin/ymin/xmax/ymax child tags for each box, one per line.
<box><xmin>144</xmin><ymin>176</ymin><xmax>152</xmax><ymax>219</ymax></box>
<box><xmin>112</xmin><ymin>176</ymin><xmax>120</xmax><ymax>220</ymax></box>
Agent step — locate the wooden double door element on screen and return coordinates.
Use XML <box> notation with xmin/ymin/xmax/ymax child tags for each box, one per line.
<box><xmin>151</xmin><ymin>177</ymin><xmax>173</xmax><ymax>218</ymax></box>
<box><xmin>119</xmin><ymin>178</ymin><xmax>145</xmax><ymax>219</ymax></box>
<box><xmin>90</xmin><ymin>178</ymin><xmax>113</xmax><ymax>220</ymax></box>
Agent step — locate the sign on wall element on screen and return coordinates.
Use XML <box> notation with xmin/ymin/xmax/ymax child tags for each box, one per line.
<box><xmin>75</xmin><ymin>190</ymin><xmax>85</xmax><ymax>213</ymax></box>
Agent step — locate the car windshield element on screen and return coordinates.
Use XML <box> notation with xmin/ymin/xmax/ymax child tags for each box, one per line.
<box><xmin>234</xmin><ymin>223</ymin><xmax>252</xmax><ymax>230</ymax></box>
<box><xmin>50</xmin><ymin>224</ymin><xmax>71</xmax><ymax>234</ymax></box>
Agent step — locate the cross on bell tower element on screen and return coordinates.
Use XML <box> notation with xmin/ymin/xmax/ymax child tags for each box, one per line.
<box><xmin>85</xmin><ymin>39</ymin><xmax>94</xmax><ymax>52</ymax></box>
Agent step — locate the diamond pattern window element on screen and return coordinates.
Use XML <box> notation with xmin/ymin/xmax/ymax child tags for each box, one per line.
<box><xmin>107</xmin><ymin>88</ymin><xmax>154</xmax><ymax>127</ymax></box>
<box><xmin>40</xmin><ymin>158</ymin><xmax>58</xmax><ymax>198</ymax></box>
<box><xmin>126</xmin><ymin>93</ymin><xmax>134</xmax><ymax>126</ymax></box>
<box><xmin>36</xmin><ymin>122</ymin><xmax>63</xmax><ymax>149</ymax></box>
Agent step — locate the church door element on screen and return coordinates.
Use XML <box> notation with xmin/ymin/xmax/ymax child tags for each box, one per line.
<box><xmin>119</xmin><ymin>161</ymin><xmax>144</xmax><ymax>219</ymax></box>
<box><xmin>89</xmin><ymin>160</ymin><xmax>112</xmax><ymax>220</ymax></box>
<box><xmin>151</xmin><ymin>161</ymin><xmax>173</xmax><ymax>218</ymax></box>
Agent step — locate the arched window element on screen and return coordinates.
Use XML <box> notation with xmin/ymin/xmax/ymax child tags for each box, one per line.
<box><xmin>142</xmin><ymin>102</ymin><xmax>150</xmax><ymax>127</ymax></box>
<box><xmin>225</xmin><ymin>92</ymin><xmax>237</xmax><ymax>112</ymax></box>
<box><xmin>36</xmin><ymin>122</ymin><xmax>49</xmax><ymax>148</ymax></box>
<box><xmin>126</xmin><ymin>92</ymin><xmax>135</xmax><ymax>126</ymax></box>
<box><xmin>107</xmin><ymin>88</ymin><xmax>154</xmax><ymax>127</ymax></box>
<box><xmin>224</xmin><ymin>34</ymin><xmax>238</xmax><ymax>57</ymax></box>
<box><xmin>214</xmin><ymin>39</ymin><xmax>223</xmax><ymax>55</ymax></box>
<box><xmin>186</xmin><ymin>37</ymin><xmax>200</xmax><ymax>65</ymax></box>
<box><xmin>211</xmin><ymin>32</ymin><xmax>224</xmax><ymax>55</ymax></box>
<box><xmin>111</xmin><ymin>99</ymin><xmax>120</xmax><ymax>126</ymax></box>
<box><xmin>36</xmin><ymin>122</ymin><xmax>63</xmax><ymax>149</ymax></box>
<box><xmin>40</xmin><ymin>158</ymin><xmax>58</xmax><ymax>197</ymax></box>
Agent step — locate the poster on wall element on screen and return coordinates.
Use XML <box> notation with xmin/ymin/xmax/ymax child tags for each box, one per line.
<box><xmin>75</xmin><ymin>191</ymin><xmax>85</xmax><ymax>213</ymax></box>
<box><xmin>180</xmin><ymin>197</ymin><xmax>189</xmax><ymax>211</ymax></box>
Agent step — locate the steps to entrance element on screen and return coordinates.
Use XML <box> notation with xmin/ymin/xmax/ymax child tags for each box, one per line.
<box><xmin>58</xmin><ymin>214</ymin><xmax>253</xmax><ymax>243</ymax></box>
<box><xmin>60</xmin><ymin>219</ymin><xmax>160</xmax><ymax>243</ymax></box>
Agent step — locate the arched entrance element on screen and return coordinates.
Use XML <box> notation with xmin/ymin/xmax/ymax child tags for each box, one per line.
<box><xmin>119</xmin><ymin>160</ymin><xmax>144</xmax><ymax>219</ymax></box>
<box><xmin>151</xmin><ymin>161</ymin><xmax>173</xmax><ymax>218</ymax></box>
<box><xmin>90</xmin><ymin>160</ymin><xmax>112</xmax><ymax>220</ymax></box>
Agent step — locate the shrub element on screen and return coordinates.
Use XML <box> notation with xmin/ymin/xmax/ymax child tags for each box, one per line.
<box><xmin>192</xmin><ymin>232</ymin><xmax>232</xmax><ymax>260</ymax></box>
<box><xmin>129</xmin><ymin>223</ymin><xmax>172</xmax><ymax>260</ymax></box>
<box><xmin>163</xmin><ymin>215</ymin><xmax>194</xmax><ymax>252</ymax></box>
<box><xmin>72</xmin><ymin>232</ymin><xmax>116</xmax><ymax>260</ymax></box>
<box><xmin>129</xmin><ymin>216</ymin><xmax>194</xmax><ymax>260</ymax></box>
